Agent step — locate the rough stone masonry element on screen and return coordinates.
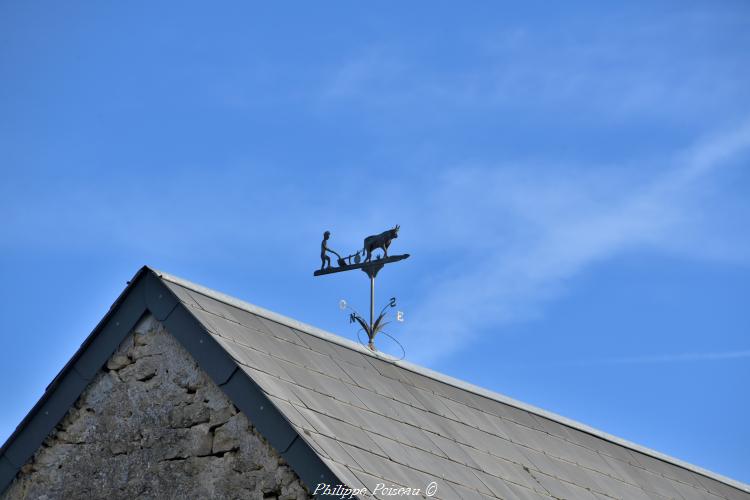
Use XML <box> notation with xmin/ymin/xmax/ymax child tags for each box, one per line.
<box><xmin>2</xmin><ymin>315</ymin><xmax>311</xmax><ymax>500</ymax></box>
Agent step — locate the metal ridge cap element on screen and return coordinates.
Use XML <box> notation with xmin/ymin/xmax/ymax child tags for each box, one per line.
<box><xmin>150</xmin><ymin>267</ymin><xmax>750</xmax><ymax>494</ymax></box>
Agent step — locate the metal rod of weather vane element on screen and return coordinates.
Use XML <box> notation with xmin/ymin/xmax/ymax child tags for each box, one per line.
<box><xmin>369</xmin><ymin>275</ymin><xmax>375</xmax><ymax>349</ymax></box>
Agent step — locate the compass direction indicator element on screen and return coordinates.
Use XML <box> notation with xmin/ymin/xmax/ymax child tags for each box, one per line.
<box><xmin>314</xmin><ymin>226</ymin><xmax>409</xmax><ymax>352</ymax></box>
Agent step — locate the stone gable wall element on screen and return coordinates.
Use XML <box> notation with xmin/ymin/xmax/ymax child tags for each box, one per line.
<box><xmin>2</xmin><ymin>315</ymin><xmax>311</xmax><ymax>500</ymax></box>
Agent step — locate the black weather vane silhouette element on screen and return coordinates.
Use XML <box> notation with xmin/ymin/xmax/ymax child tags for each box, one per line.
<box><xmin>314</xmin><ymin>225</ymin><xmax>409</xmax><ymax>352</ymax></box>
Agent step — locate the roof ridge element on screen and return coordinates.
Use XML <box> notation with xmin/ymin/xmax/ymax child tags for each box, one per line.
<box><xmin>151</xmin><ymin>267</ymin><xmax>750</xmax><ymax>494</ymax></box>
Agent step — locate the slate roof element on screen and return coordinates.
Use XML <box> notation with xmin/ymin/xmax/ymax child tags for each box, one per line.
<box><xmin>2</xmin><ymin>267</ymin><xmax>749</xmax><ymax>499</ymax></box>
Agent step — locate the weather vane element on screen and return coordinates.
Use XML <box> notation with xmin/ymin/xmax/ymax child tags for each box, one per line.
<box><xmin>314</xmin><ymin>225</ymin><xmax>409</xmax><ymax>352</ymax></box>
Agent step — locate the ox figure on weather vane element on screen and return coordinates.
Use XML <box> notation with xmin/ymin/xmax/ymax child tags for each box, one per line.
<box><xmin>314</xmin><ymin>225</ymin><xmax>409</xmax><ymax>352</ymax></box>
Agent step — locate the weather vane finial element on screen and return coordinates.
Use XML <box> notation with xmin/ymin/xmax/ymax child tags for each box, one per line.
<box><xmin>314</xmin><ymin>225</ymin><xmax>409</xmax><ymax>352</ymax></box>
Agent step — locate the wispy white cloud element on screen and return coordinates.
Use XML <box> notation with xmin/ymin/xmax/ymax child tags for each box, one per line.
<box><xmin>8</xmin><ymin>122</ymin><xmax>746</xmax><ymax>365</ymax></box>
<box><xmin>319</xmin><ymin>12</ymin><xmax>750</xmax><ymax>122</ymax></box>
<box><xmin>399</xmin><ymin>122</ymin><xmax>750</xmax><ymax>364</ymax></box>
<box><xmin>2</xmin><ymin>122</ymin><xmax>747</xmax><ymax>370</ymax></box>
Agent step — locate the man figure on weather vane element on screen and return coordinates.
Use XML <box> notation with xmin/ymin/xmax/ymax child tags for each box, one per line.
<box><xmin>320</xmin><ymin>231</ymin><xmax>342</xmax><ymax>271</ymax></box>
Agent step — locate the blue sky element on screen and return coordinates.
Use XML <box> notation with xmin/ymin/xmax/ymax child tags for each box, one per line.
<box><xmin>1</xmin><ymin>0</ymin><xmax>749</xmax><ymax>485</ymax></box>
